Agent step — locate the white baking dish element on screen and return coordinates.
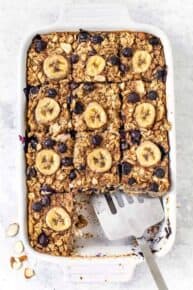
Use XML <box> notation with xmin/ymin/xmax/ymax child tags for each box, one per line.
<box><xmin>17</xmin><ymin>3</ymin><xmax>176</xmax><ymax>283</ymax></box>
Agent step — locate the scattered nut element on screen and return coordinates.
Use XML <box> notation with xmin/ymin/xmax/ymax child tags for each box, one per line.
<box><xmin>24</xmin><ymin>267</ymin><xmax>35</xmax><ymax>279</ymax></box>
<box><xmin>10</xmin><ymin>257</ymin><xmax>22</xmax><ymax>270</ymax></box>
<box><xmin>60</xmin><ymin>42</ymin><xmax>72</xmax><ymax>54</ymax></box>
<box><xmin>18</xmin><ymin>255</ymin><xmax>28</xmax><ymax>262</ymax></box>
<box><xmin>14</xmin><ymin>240</ymin><xmax>24</xmax><ymax>254</ymax></box>
<box><xmin>6</xmin><ymin>223</ymin><xmax>19</xmax><ymax>237</ymax></box>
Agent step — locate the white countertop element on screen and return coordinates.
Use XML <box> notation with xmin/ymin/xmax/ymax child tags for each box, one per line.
<box><xmin>0</xmin><ymin>0</ymin><xmax>193</xmax><ymax>289</ymax></box>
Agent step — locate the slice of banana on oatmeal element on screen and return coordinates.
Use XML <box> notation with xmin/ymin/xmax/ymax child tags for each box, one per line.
<box><xmin>86</xmin><ymin>55</ymin><xmax>106</xmax><ymax>76</ymax></box>
<box><xmin>43</xmin><ymin>54</ymin><xmax>70</xmax><ymax>80</ymax></box>
<box><xmin>84</xmin><ymin>102</ymin><xmax>107</xmax><ymax>129</ymax></box>
<box><xmin>46</xmin><ymin>207</ymin><xmax>71</xmax><ymax>231</ymax></box>
<box><xmin>35</xmin><ymin>149</ymin><xmax>60</xmax><ymax>175</ymax></box>
<box><xmin>132</xmin><ymin>50</ymin><xmax>151</xmax><ymax>73</ymax></box>
<box><xmin>35</xmin><ymin>97</ymin><xmax>60</xmax><ymax>124</ymax></box>
<box><xmin>134</xmin><ymin>103</ymin><xmax>156</xmax><ymax>128</ymax></box>
<box><xmin>136</xmin><ymin>141</ymin><xmax>161</xmax><ymax>167</ymax></box>
<box><xmin>87</xmin><ymin>148</ymin><xmax>112</xmax><ymax>173</ymax></box>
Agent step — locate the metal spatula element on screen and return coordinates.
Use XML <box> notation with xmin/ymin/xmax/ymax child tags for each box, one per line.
<box><xmin>91</xmin><ymin>192</ymin><xmax>168</xmax><ymax>290</ymax></box>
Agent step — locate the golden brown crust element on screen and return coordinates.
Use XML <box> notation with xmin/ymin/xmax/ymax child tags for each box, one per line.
<box><xmin>26</xmin><ymin>30</ymin><xmax>170</xmax><ymax>257</ymax></box>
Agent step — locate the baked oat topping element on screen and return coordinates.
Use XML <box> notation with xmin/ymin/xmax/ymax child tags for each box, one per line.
<box><xmin>25</xmin><ymin>30</ymin><xmax>170</xmax><ymax>256</ymax></box>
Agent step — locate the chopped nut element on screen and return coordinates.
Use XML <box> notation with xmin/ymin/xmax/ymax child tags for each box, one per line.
<box><xmin>14</xmin><ymin>240</ymin><xmax>24</xmax><ymax>254</ymax></box>
<box><xmin>10</xmin><ymin>257</ymin><xmax>22</xmax><ymax>270</ymax></box>
<box><xmin>24</xmin><ymin>267</ymin><xmax>35</xmax><ymax>279</ymax></box>
<box><xmin>18</xmin><ymin>255</ymin><xmax>28</xmax><ymax>262</ymax></box>
<box><xmin>60</xmin><ymin>43</ymin><xmax>72</xmax><ymax>54</ymax></box>
<box><xmin>6</xmin><ymin>223</ymin><xmax>19</xmax><ymax>237</ymax></box>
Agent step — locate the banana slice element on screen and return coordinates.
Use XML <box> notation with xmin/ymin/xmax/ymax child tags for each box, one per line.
<box><xmin>35</xmin><ymin>97</ymin><xmax>60</xmax><ymax>124</ymax></box>
<box><xmin>84</xmin><ymin>102</ymin><xmax>107</xmax><ymax>129</ymax></box>
<box><xmin>46</xmin><ymin>207</ymin><xmax>71</xmax><ymax>231</ymax></box>
<box><xmin>86</xmin><ymin>55</ymin><xmax>105</xmax><ymax>76</ymax></box>
<box><xmin>36</xmin><ymin>149</ymin><xmax>60</xmax><ymax>175</ymax></box>
<box><xmin>87</xmin><ymin>148</ymin><xmax>112</xmax><ymax>173</ymax></box>
<box><xmin>134</xmin><ymin>103</ymin><xmax>156</xmax><ymax>128</ymax></box>
<box><xmin>136</xmin><ymin>141</ymin><xmax>161</xmax><ymax>167</ymax></box>
<box><xmin>43</xmin><ymin>55</ymin><xmax>70</xmax><ymax>80</ymax></box>
<box><xmin>132</xmin><ymin>50</ymin><xmax>151</xmax><ymax>73</ymax></box>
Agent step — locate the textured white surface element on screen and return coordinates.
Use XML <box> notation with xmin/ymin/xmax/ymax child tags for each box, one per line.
<box><xmin>0</xmin><ymin>0</ymin><xmax>192</xmax><ymax>289</ymax></box>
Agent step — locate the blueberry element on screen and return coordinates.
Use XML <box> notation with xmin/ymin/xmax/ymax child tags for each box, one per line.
<box><xmin>41</xmin><ymin>195</ymin><xmax>50</xmax><ymax>207</ymax></box>
<box><xmin>155</xmin><ymin>68</ymin><xmax>167</xmax><ymax>82</ymax></box>
<box><xmin>69</xmin><ymin>170</ymin><xmax>77</xmax><ymax>180</ymax></box>
<box><xmin>119</xmin><ymin>63</ymin><xmax>128</xmax><ymax>73</ymax></box>
<box><xmin>32</xmin><ymin>201</ymin><xmax>43</xmax><ymax>212</ymax></box>
<box><xmin>158</xmin><ymin>144</ymin><xmax>168</xmax><ymax>160</ymax></box>
<box><xmin>34</xmin><ymin>39</ymin><xmax>47</xmax><ymax>53</ymax></box>
<box><xmin>149</xmin><ymin>182</ymin><xmax>159</xmax><ymax>192</ymax></box>
<box><xmin>70</xmin><ymin>130</ymin><xmax>76</xmax><ymax>139</ymax></box>
<box><xmin>70</xmin><ymin>54</ymin><xmax>79</xmax><ymax>64</ymax></box>
<box><xmin>26</xmin><ymin>166</ymin><xmax>37</xmax><ymax>179</ymax></box>
<box><xmin>120</xmin><ymin>141</ymin><xmax>129</xmax><ymax>150</ymax></box>
<box><xmin>83</xmin><ymin>82</ymin><xmax>95</xmax><ymax>92</ymax></box>
<box><xmin>120</xmin><ymin>130</ymin><xmax>126</xmax><ymax>140</ymax></box>
<box><xmin>149</xmin><ymin>36</ymin><xmax>160</xmax><ymax>46</ymax></box>
<box><xmin>43</xmin><ymin>138</ymin><xmax>55</xmax><ymax>148</ymax></box>
<box><xmin>128</xmin><ymin>177</ymin><xmax>136</xmax><ymax>185</ymax></box>
<box><xmin>61</xmin><ymin>157</ymin><xmax>73</xmax><ymax>166</ymax></box>
<box><xmin>32</xmin><ymin>34</ymin><xmax>41</xmax><ymax>41</ymax></box>
<box><xmin>108</xmin><ymin>55</ymin><xmax>120</xmax><ymax>65</ymax></box>
<box><xmin>30</xmin><ymin>86</ymin><xmax>40</xmax><ymax>94</ymax></box>
<box><xmin>78</xmin><ymin>29</ymin><xmax>90</xmax><ymax>42</ymax></box>
<box><xmin>154</xmin><ymin>167</ymin><xmax>165</xmax><ymax>178</ymax></box>
<box><xmin>73</xmin><ymin>101</ymin><xmax>84</xmax><ymax>114</ymax></box>
<box><xmin>58</xmin><ymin>143</ymin><xmax>67</xmax><ymax>153</ymax></box>
<box><xmin>77</xmin><ymin>164</ymin><xmax>86</xmax><ymax>171</ymax></box>
<box><xmin>148</xmin><ymin>90</ymin><xmax>158</xmax><ymax>100</ymax></box>
<box><xmin>121</xmin><ymin>47</ymin><xmax>133</xmax><ymax>57</ymax></box>
<box><xmin>121</xmin><ymin>162</ymin><xmax>133</xmax><ymax>175</ymax></box>
<box><xmin>38</xmin><ymin>232</ymin><xmax>49</xmax><ymax>247</ymax></box>
<box><xmin>69</xmin><ymin>82</ymin><xmax>79</xmax><ymax>90</ymax></box>
<box><xmin>40</xmin><ymin>184</ymin><xmax>55</xmax><ymax>194</ymax></box>
<box><xmin>130</xmin><ymin>130</ymin><xmax>141</xmax><ymax>145</ymax></box>
<box><xmin>47</xmin><ymin>88</ymin><xmax>57</xmax><ymax>97</ymax></box>
<box><xmin>66</xmin><ymin>95</ymin><xmax>73</xmax><ymax>106</ymax></box>
<box><xmin>23</xmin><ymin>86</ymin><xmax>31</xmax><ymax>98</ymax></box>
<box><xmin>91</xmin><ymin>135</ymin><xmax>103</xmax><ymax>146</ymax></box>
<box><xmin>28</xmin><ymin>136</ymin><xmax>38</xmax><ymax>149</ymax></box>
<box><xmin>91</xmin><ymin>34</ymin><xmax>104</xmax><ymax>44</ymax></box>
<box><xmin>128</xmin><ymin>92</ymin><xmax>140</xmax><ymax>103</ymax></box>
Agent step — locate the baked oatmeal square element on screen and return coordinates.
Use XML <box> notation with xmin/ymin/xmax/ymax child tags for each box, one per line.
<box><xmin>72</xmin><ymin>30</ymin><xmax>121</xmax><ymax>82</ymax></box>
<box><xmin>119</xmin><ymin>32</ymin><xmax>166</xmax><ymax>82</ymax></box>
<box><xmin>26</xmin><ymin>132</ymin><xmax>74</xmax><ymax>193</ymax></box>
<box><xmin>70</xmin><ymin>82</ymin><xmax>121</xmax><ymax>132</ymax></box>
<box><xmin>27</xmin><ymin>32</ymin><xmax>77</xmax><ymax>85</ymax></box>
<box><xmin>120</xmin><ymin>80</ymin><xmax>169</xmax><ymax>131</ymax></box>
<box><xmin>120</xmin><ymin>129</ymin><xmax>170</xmax><ymax>195</ymax></box>
<box><xmin>28</xmin><ymin>191</ymin><xmax>76</xmax><ymax>256</ymax></box>
<box><xmin>26</xmin><ymin>82</ymin><xmax>71</xmax><ymax>137</ymax></box>
<box><xmin>71</xmin><ymin>130</ymin><xmax>121</xmax><ymax>192</ymax></box>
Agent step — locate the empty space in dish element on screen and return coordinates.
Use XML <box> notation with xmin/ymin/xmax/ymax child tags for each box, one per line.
<box><xmin>72</xmin><ymin>192</ymin><xmax>173</xmax><ymax>257</ymax></box>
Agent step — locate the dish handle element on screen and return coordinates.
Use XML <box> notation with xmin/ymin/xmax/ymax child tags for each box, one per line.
<box><xmin>55</xmin><ymin>3</ymin><xmax>135</xmax><ymax>28</ymax></box>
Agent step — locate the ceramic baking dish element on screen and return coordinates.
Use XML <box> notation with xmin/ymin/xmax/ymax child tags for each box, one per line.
<box><xmin>17</xmin><ymin>3</ymin><xmax>176</xmax><ymax>283</ymax></box>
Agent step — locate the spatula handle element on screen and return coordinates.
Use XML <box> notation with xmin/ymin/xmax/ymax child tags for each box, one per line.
<box><xmin>137</xmin><ymin>238</ymin><xmax>168</xmax><ymax>290</ymax></box>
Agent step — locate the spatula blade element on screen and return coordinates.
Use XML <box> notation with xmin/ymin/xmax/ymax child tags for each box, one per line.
<box><xmin>92</xmin><ymin>192</ymin><xmax>164</xmax><ymax>240</ymax></box>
